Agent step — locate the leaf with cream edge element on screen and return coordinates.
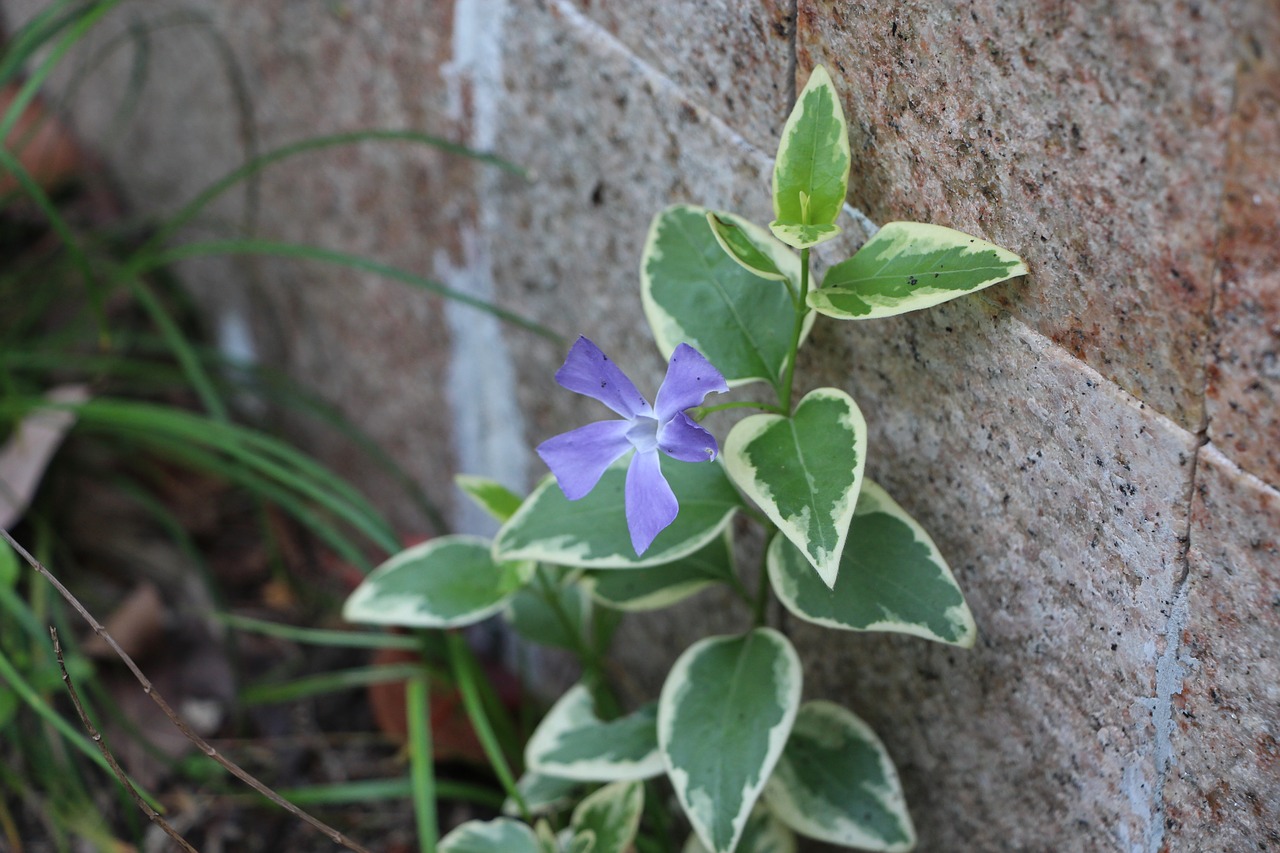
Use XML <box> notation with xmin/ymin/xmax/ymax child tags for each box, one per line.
<box><xmin>705</xmin><ymin>211</ymin><xmax>794</xmax><ymax>283</ymax></box>
<box><xmin>808</xmin><ymin>221</ymin><xmax>1028</xmax><ymax>320</ymax></box>
<box><xmin>570</xmin><ymin>781</ymin><xmax>644</xmax><ymax>853</ymax></box>
<box><xmin>493</xmin><ymin>457</ymin><xmax>741</xmax><ymax>569</ymax></box>
<box><xmin>456</xmin><ymin>474</ymin><xmax>524</xmax><ymax>523</ymax></box>
<box><xmin>764</xmin><ymin>701</ymin><xmax>916</xmax><ymax>851</ymax></box>
<box><xmin>681</xmin><ymin>805</ymin><xmax>798</xmax><ymax>853</ymax></box>
<box><xmin>439</xmin><ymin>818</ymin><xmax>544</xmax><ymax>853</ymax></box>
<box><xmin>767</xmin><ymin>480</ymin><xmax>976</xmax><ymax>647</ymax></box>
<box><xmin>641</xmin><ymin>204</ymin><xmax>809</xmax><ymax>390</ymax></box>
<box><xmin>504</xmin><ymin>772</ymin><xmax>581</xmax><ymax>817</ymax></box>
<box><xmin>659</xmin><ymin>628</ymin><xmax>802</xmax><ymax>853</ymax></box>
<box><xmin>724</xmin><ymin>388</ymin><xmax>867</xmax><ymax>588</ymax></box>
<box><xmin>770</xmin><ymin>65</ymin><xmax>850</xmax><ymax>250</ymax></box>
<box><xmin>583</xmin><ymin>529</ymin><xmax>734</xmax><ymax>612</ymax></box>
<box><xmin>526</xmin><ymin>684</ymin><xmax>664</xmax><ymax>782</ymax></box>
<box><xmin>342</xmin><ymin>535</ymin><xmax>529</xmax><ymax>628</ymax></box>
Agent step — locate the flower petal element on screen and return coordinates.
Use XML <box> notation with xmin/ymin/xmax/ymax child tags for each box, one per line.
<box><xmin>537</xmin><ymin>420</ymin><xmax>632</xmax><ymax>500</ymax></box>
<box><xmin>653</xmin><ymin>343</ymin><xmax>729</xmax><ymax>422</ymax></box>
<box><xmin>624</xmin><ymin>450</ymin><xmax>678</xmax><ymax>555</ymax></box>
<box><xmin>657</xmin><ymin>411</ymin><xmax>719</xmax><ymax>462</ymax></box>
<box><xmin>555</xmin><ymin>336</ymin><xmax>652</xmax><ymax>419</ymax></box>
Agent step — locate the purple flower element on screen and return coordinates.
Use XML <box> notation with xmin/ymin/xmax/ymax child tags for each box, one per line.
<box><xmin>537</xmin><ymin>336</ymin><xmax>728</xmax><ymax>555</ymax></box>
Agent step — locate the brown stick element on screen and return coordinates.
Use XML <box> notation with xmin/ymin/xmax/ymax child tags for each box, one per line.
<box><xmin>2</xmin><ymin>529</ymin><xmax>372</xmax><ymax>853</ymax></box>
<box><xmin>50</xmin><ymin>627</ymin><xmax>200</xmax><ymax>853</ymax></box>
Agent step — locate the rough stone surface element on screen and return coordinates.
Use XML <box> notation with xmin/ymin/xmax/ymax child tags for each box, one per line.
<box><xmin>562</xmin><ymin>0</ymin><xmax>796</xmax><ymax>149</ymax></box>
<box><xmin>1206</xmin><ymin>8</ymin><xmax>1280</xmax><ymax>489</ymax></box>
<box><xmin>790</xmin><ymin>301</ymin><xmax>1198</xmax><ymax>851</ymax></box>
<box><xmin>1163</xmin><ymin>446</ymin><xmax>1280</xmax><ymax>850</ymax></box>
<box><xmin>798</xmin><ymin>0</ymin><xmax>1239</xmax><ymax>430</ymax></box>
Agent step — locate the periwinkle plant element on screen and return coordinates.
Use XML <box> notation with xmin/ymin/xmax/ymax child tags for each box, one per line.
<box><xmin>344</xmin><ymin>65</ymin><xmax>1026</xmax><ymax>853</ymax></box>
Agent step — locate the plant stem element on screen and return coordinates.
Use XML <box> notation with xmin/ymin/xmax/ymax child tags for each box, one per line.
<box><xmin>443</xmin><ymin>631</ymin><xmax>531</xmax><ymax>822</ymax></box>
<box><xmin>533</xmin><ymin>569</ymin><xmax>622</xmax><ymax>719</ymax></box>
<box><xmin>779</xmin><ymin>247</ymin><xmax>811</xmax><ymax>412</ymax></box>
<box><xmin>751</xmin><ymin>545</ymin><xmax>771</xmax><ymax>628</ymax></box>
<box><xmin>406</xmin><ymin>676</ymin><xmax>438</xmax><ymax>853</ymax></box>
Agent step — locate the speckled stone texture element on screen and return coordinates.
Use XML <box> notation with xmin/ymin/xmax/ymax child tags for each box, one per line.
<box><xmin>1206</xmin><ymin>6</ymin><xmax>1280</xmax><ymax>489</ymax></box>
<box><xmin>797</xmin><ymin>0</ymin><xmax>1238</xmax><ymax>431</ymax></box>
<box><xmin>562</xmin><ymin>0</ymin><xmax>796</xmax><ymax>149</ymax></box>
<box><xmin>1163</xmin><ymin>446</ymin><xmax>1280</xmax><ymax>850</ymax></box>
<box><xmin>792</xmin><ymin>301</ymin><xmax>1199</xmax><ymax>851</ymax></box>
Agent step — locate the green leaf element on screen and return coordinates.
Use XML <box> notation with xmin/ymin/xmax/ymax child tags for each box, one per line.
<box><xmin>641</xmin><ymin>204</ymin><xmax>805</xmax><ymax>389</ymax></box>
<box><xmin>571</xmin><ymin>781</ymin><xmax>644</xmax><ymax>853</ymax></box>
<box><xmin>767</xmin><ymin>480</ymin><xmax>976</xmax><ymax>646</ymax></box>
<box><xmin>659</xmin><ymin>628</ymin><xmax>802</xmax><ymax>853</ymax></box>
<box><xmin>681</xmin><ymin>805</ymin><xmax>798</xmax><ymax>853</ymax></box>
<box><xmin>770</xmin><ymin>65</ymin><xmax>850</xmax><ymax>248</ymax></box>
<box><xmin>723</xmin><ymin>388</ymin><xmax>866</xmax><ymax>588</ymax></box>
<box><xmin>526</xmin><ymin>684</ymin><xmax>664</xmax><ymax>782</ymax></box>
<box><xmin>582</xmin><ymin>531</ymin><xmax>734</xmax><ymax>612</ymax></box>
<box><xmin>705</xmin><ymin>212</ymin><xmax>794</xmax><ymax>282</ymax></box>
<box><xmin>504</xmin><ymin>772</ymin><xmax>582</xmax><ymax>817</ymax></box>
<box><xmin>0</xmin><ymin>539</ymin><xmax>17</xmax><ymax>588</ymax></box>
<box><xmin>506</xmin><ymin>571</ymin><xmax>591</xmax><ymax>650</ymax></box>
<box><xmin>768</xmin><ymin>222</ymin><xmax>841</xmax><ymax>250</ymax></box>
<box><xmin>342</xmin><ymin>536</ymin><xmax>529</xmax><ymax>628</ymax></box>
<box><xmin>764</xmin><ymin>701</ymin><xmax>916</xmax><ymax>851</ymax></box>
<box><xmin>809</xmin><ymin>221</ymin><xmax>1028</xmax><ymax>320</ymax></box>
<box><xmin>564</xmin><ymin>831</ymin><xmax>595</xmax><ymax>853</ymax></box>
<box><xmin>439</xmin><ymin>818</ymin><xmax>544</xmax><ymax>853</ymax></box>
<box><xmin>457</xmin><ymin>475</ymin><xmax>525</xmax><ymax>523</ymax></box>
<box><xmin>493</xmin><ymin>457</ymin><xmax>741</xmax><ymax>569</ymax></box>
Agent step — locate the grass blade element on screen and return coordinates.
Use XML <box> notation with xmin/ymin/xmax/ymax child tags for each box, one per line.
<box><xmin>407</xmin><ymin>674</ymin><xmax>439</xmax><ymax>853</ymax></box>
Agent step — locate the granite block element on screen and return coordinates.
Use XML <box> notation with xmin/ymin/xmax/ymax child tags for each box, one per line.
<box><xmin>1206</xmin><ymin>8</ymin><xmax>1280</xmax><ymax>489</ymax></box>
<box><xmin>788</xmin><ymin>301</ymin><xmax>1199</xmax><ymax>851</ymax></box>
<box><xmin>560</xmin><ymin>0</ymin><xmax>795</xmax><ymax>149</ymax></box>
<box><xmin>797</xmin><ymin>0</ymin><xmax>1240</xmax><ymax>430</ymax></box>
<box><xmin>1163</xmin><ymin>445</ymin><xmax>1280</xmax><ymax>850</ymax></box>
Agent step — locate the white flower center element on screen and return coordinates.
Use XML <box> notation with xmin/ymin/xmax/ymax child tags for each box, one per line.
<box><xmin>626</xmin><ymin>416</ymin><xmax>659</xmax><ymax>454</ymax></box>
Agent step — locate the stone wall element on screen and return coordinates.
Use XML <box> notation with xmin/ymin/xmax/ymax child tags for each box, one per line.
<box><xmin>7</xmin><ymin>0</ymin><xmax>1276</xmax><ymax>849</ymax></box>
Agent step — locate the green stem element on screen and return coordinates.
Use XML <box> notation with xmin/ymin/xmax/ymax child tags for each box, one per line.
<box><xmin>406</xmin><ymin>676</ymin><xmax>438</xmax><ymax>853</ymax></box>
<box><xmin>751</xmin><ymin>544</ymin><xmax>771</xmax><ymax>628</ymax></box>
<box><xmin>532</xmin><ymin>569</ymin><xmax>622</xmax><ymax>719</ymax></box>
<box><xmin>779</xmin><ymin>247</ymin><xmax>811</xmax><ymax>411</ymax></box>
<box><xmin>443</xmin><ymin>632</ymin><xmax>531</xmax><ymax>822</ymax></box>
<box><xmin>690</xmin><ymin>400</ymin><xmax>786</xmax><ymax>421</ymax></box>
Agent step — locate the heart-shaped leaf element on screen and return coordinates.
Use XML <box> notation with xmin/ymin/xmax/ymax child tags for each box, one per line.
<box><xmin>570</xmin><ymin>780</ymin><xmax>644</xmax><ymax>853</ymax></box>
<box><xmin>439</xmin><ymin>818</ymin><xmax>544</xmax><ymax>853</ymax></box>
<box><xmin>770</xmin><ymin>65</ymin><xmax>850</xmax><ymax>249</ymax></box>
<box><xmin>809</xmin><ymin>221</ymin><xmax>1027</xmax><ymax>320</ymax></box>
<box><xmin>764</xmin><ymin>701</ymin><xmax>916</xmax><ymax>851</ymax></box>
<box><xmin>767</xmin><ymin>480</ymin><xmax>976</xmax><ymax>646</ymax></box>
<box><xmin>583</xmin><ymin>530</ymin><xmax>734</xmax><ymax>612</ymax></box>
<box><xmin>724</xmin><ymin>388</ymin><xmax>866</xmax><ymax>587</ymax></box>
<box><xmin>681</xmin><ymin>805</ymin><xmax>798</xmax><ymax>853</ymax></box>
<box><xmin>642</xmin><ymin>204</ymin><xmax>803</xmax><ymax>389</ymax></box>
<box><xmin>493</xmin><ymin>457</ymin><xmax>741</xmax><ymax>569</ymax></box>
<box><xmin>526</xmin><ymin>684</ymin><xmax>664</xmax><ymax>782</ymax></box>
<box><xmin>659</xmin><ymin>628</ymin><xmax>802</xmax><ymax>853</ymax></box>
<box><xmin>342</xmin><ymin>536</ymin><xmax>528</xmax><ymax>628</ymax></box>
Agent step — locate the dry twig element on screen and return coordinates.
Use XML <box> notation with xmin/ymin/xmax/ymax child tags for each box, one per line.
<box><xmin>2</xmin><ymin>529</ymin><xmax>372</xmax><ymax>853</ymax></box>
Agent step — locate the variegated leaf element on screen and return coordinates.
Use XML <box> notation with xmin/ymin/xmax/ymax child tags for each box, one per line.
<box><xmin>570</xmin><ymin>781</ymin><xmax>644</xmax><ymax>853</ymax></box>
<box><xmin>504</xmin><ymin>772</ymin><xmax>581</xmax><ymax>817</ymax></box>
<box><xmin>764</xmin><ymin>701</ymin><xmax>915</xmax><ymax>851</ymax></box>
<box><xmin>767</xmin><ymin>480</ymin><xmax>976</xmax><ymax>646</ymax></box>
<box><xmin>724</xmin><ymin>388</ymin><xmax>866</xmax><ymax>587</ymax></box>
<box><xmin>809</xmin><ymin>221</ymin><xmax>1027</xmax><ymax>320</ymax></box>
<box><xmin>439</xmin><ymin>818</ymin><xmax>544</xmax><ymax>853</ymax></box>
<box><xmin>493</xmin><ymin>458</ymin><xmax>741</xmax><ymax>569</ymax></box>
<box><xmin>705</xmin><ymin>211</ymin><xmax>795</xmax><ymax>283</ymax></box>
<box><xmin>642</xmin><ymin>204</ymin><xmax>804</xmax><ymax>389</ymax></box>
<box><xmin>582</xmin><ymin>530</ymin><xmax>734</xmax><ymax>612</ymax></box>
<box><xmin>342</xmin><ymin>536</ymin><xmax>528</xmax><ymax>628</ymax></box>
<box><xmin>526</xmin><ymin>684</ymin><xmax>663</xmax><ymax>782</ymax></box>
<box><xmin>659</xmin><ymin>629</ymin><xmax>802</xmax><ymax>853</ymax></box>
<box><xmin>770</xmin><ymin>65</ymin><xmax>850</xmax><ymax>249</ymax></box>
<box><xmin>681</xmin><ymin>805</ymin><xmax>798</xmax><ymax>853</ymax></box>
<box><xmin>456</xmin><ymin>474</ymin><xmax>524</xmax><ymax>523</ymax></box>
